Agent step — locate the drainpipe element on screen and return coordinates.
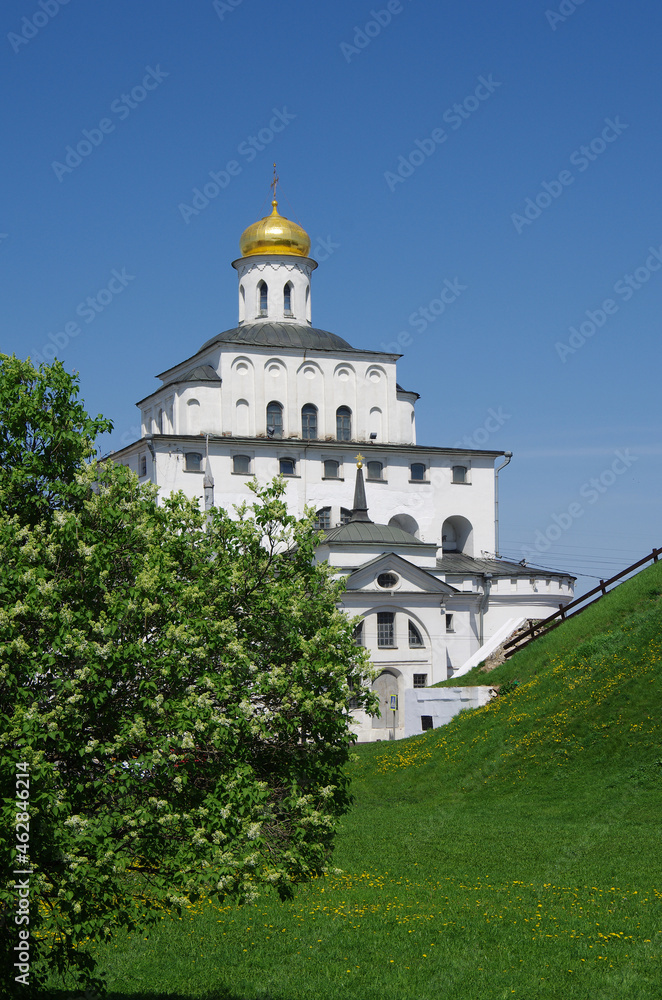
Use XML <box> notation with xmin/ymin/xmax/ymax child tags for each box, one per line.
<box><xmin>494</xmin><ymin>451</ymin><xmax>512</xmax><ymax>558</ymax></box>
<box><xmin>145</xmin><ymin>435</ymin><xmax>156</xmax><ymax>483</ymax></box>
<box><xmin>479</xmin><ymin>573</ymin><xmax>492</xmax><ymax>646</ymax></box>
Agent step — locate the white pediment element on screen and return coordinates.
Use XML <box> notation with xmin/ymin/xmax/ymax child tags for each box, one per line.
<box><xmin>344</xmin><ymin>552</ymin><xmax>458</xmax><ymax>596</ymax></box>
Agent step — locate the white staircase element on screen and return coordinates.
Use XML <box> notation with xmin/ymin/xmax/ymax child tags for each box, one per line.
<box><xmin>453</xmin><ymin>617</ymin><xmax>527</xmax><ymax>678</ymax></box>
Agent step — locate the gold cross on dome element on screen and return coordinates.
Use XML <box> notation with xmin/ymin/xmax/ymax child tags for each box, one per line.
<box><xmin>355</xmin><ymin>453</ymin><xmax>364</xmax><ymax>469</ymax></box>
<box><xmin>270</xmin><ymin>163</ymin><xmax>279</xmax><ymax>200</ymax></box>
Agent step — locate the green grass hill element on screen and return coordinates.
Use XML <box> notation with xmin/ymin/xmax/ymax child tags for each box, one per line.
<box><xmin>56</xmin><ymin>560</ymin><xmax>662</xmax><ymax>999</ymax></box>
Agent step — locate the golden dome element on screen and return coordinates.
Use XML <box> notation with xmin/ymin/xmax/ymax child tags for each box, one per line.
<box><xmin>239</xmin><ymin>200</ymin><xmax>311</xmax><ymax>258</ymax></box>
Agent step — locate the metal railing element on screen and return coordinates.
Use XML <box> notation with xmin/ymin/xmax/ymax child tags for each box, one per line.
<box><xmin>503</xmin><ymin>546</ymin><xmax>662</xmax><ymax>659</ymax></box>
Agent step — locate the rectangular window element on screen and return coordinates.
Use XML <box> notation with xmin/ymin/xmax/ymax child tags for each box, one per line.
<box><xmin>452</xmin><ymin>465</ymin><xmax>468</xmax><ymax>484</ymax></box>
<box><xmin>185</xmin><ymin>452</ymin><xmax>202</xmax><ymax>472</ymax></box>
<box><xmin>377</xmin><ymin>612</ymin><xmax>395</xmax><ymax>647</ymax></box>
<box><xmin>445</xmin><ymin>614</ymin><xmax>454</xmax><ymax>632</ymax></box>
<box><xmin>279</xmin><ymin>458</ymin><xmax>296</xmax><ymax>476</ymax></box>
<box><xmin>413</xmin><ymin>673</ymin><xmax>427</xmax><ymax>688</ymax></box>
<box><xmin>139</xmin><ymin>455</ymin><xmax>147</xmax><ymax>478</ymax></box>
<box><xmin>366</xmin><ymin>461</ymin><xmax>383</xmax><ymax>481</ymax></box>
<box><xmin>410</xmin><ymin>462</ymin><xmax>426</xmax><ymax>481</ymax></box>
<box><xmin>233</xmin><ymin>455</ymin><xmax>251</xmax><ymax>475</ymax></box>
<box><xmin>323</xmin><ymin>459</ymin><xmax>340</xmax><ymax>479</ymax></box>
<box><xmin>421</xmin><ymin>715</ymin><xmax>433</xmax><ymax>731</ymax></box>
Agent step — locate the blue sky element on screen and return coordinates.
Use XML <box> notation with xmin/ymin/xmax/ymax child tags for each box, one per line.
<box><xmin>2</xmin><ymin>0</ymin><xmax>661</xmax><ymax>595</ymax></box>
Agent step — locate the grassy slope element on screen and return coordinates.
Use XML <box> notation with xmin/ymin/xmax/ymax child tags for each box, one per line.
<box><xmin>55</xmin><ymin>563</ymin><xmax>662</xmax><ymax>999</ymax></box>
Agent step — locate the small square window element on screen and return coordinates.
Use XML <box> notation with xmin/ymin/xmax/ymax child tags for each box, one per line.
<box><xmin>413</xmin><ymin>673</ymin><xmax>427</xmax><ymax>688</ymax></box>
<box><xmin>452</xmin><ymin>465</ymin><xmax>468</xmax><ymax>484</ymax></box>
<box><xmin>323</xmin><ymin>459</ymin><xmax>340</xmax><ymax>478</ymax></box>
<box><xmin>139</xmin><ymin>455</ymin><xmax>147</xmax><ymax>477</ymax></box>
<box><xmin>279</xmin><ymin>457</ymin><xmax>295</xmax><ymax>476</ymax></box>
<box><xmin>185</xmin><ymin>452</ymin><xmax>202</xmax><ymax>472</ymax></box>
<box><xmin>421</xmin><ymin>715</ymin><xmax>433</xmax><ymax>731</ymax></box>
<box><xmin>445</xmin><ymin>614</ymin><xmax>454</xmax><ymax>633</ymax></box>
<box><xmin>233</xmin><ymin>454</ymin><xmax>251</xmax><ymax>475</ymax></box>
<box><xmin>367</xmin><ymin>461</ymin><xmax>383</xmax><ymax>480</ymax></box>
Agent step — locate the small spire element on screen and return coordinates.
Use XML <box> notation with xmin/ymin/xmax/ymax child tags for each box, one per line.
<box><xmin>270</xmin><ymin>163</ymin><xmax>279</xmax><ymax>200</ymax></box>
<box><xmin>349</xmin><ymin>461</ymin><xmax>372</xmax><ymax>523</ymax></box>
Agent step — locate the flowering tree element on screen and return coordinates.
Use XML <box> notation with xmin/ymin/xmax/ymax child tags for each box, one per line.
<box><xmin>0</xmin><ymin>357</ymin><xmax>375</xmax><ymax>995</ymax></box>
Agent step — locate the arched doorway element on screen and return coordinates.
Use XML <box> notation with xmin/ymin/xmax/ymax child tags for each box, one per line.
<box><xmin>372</xmin><ymin>671</ymin><xmax>400</xmax><ymax>732</ymax></box>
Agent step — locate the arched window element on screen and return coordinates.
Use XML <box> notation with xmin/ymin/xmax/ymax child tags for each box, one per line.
<box><xmin>441</xmin><ymin>515</ymin><xmax>473</xmax><ymax>555</ymax></box>
<box><xmin>340</xmin><ymin>507</ymin><xmax>352</xmax><ymax>525</ymax></box>
<box><xmin>258</xmin><ymin>281</ymin><xmax>268</xmax><ymax>315</ymax></box>
<box><xmin>266</xmin><ymin>401</ymin><xmax>283</xmax><ymax>438</ymax></box>
<box><xmin>185</xmin><ymin>452</ymin><xmax>202</xmax><ymax>472</ymax></box>
<box><xmin>323</xmin><ymin>459</ymin><xmax>340</xmax><ymax>479</ymax></box>
<box><xmin>314</xmin><ymin>507</ymin><xmax>331</xmax><ymax>530</ymax></box>
<box><xmin>452</xmin><ymin>465</ymin><xmax>468</xmax><ymax>484</ymax></box>
<box><xmin>301</xmin><ymin>403</ymin><xmax>318</xmax><ymax>440</ymax></box>
<box><xmin>283</xmin><ymin>282</ymin><xmax>293</xmax><ymax>315</ymax></box>
<box><xmin>279</xmin><ymin>457</ymin><xmax>296</xmax><ymax>476</ymax></box>
<box><xmin>410</xmin><ymin>462</ymin><xmax>426</xmax><ymax>481</ymax></box>
<box><xmin>408</xmin><ymin>620</ymin><xmax>424</xmax><ymax>647</ymax></box>
<box><xmin>233</xmin><ymin>455</ymin><xmax>251</xmax><ymax>475</ymax></box>
<box><xmin>336</xmin><ymin>406</ymin><xmax>351</xmax><ymax>441</ymax></box>
<box><xmin>366</xmin><ymin>460</ymin><xmax>383</xmax><ymax>480</ymax></box>
<box><xmin>239</xmin><ymin>284</ymin><xmax>245</xmax><ymax>322</ymax></box>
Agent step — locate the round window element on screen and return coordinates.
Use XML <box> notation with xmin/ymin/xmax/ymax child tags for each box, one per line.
<box><xmin>377</xmin><ymin>572</ymin><xmax>398</xmax><ymax>589</ymax></box>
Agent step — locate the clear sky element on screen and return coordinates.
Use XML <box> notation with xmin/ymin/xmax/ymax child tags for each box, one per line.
<box><xmin>2</xmin><ymin>0</ymin><xmax>661</xmax><ymax>596</ymax></box>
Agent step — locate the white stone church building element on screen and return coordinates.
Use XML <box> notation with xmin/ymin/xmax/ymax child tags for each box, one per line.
<box><xmin>112</xmin><ymin>194</ymin><xmax>574</xmax><ymax>740</ymax></box>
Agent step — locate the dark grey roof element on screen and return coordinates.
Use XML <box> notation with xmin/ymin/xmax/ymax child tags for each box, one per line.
<box><xmin>180</xmin><ymin>364</ymin><xmax>221</xmax><ymax>382</ymax></box>
<box><xmin>322</xmin><ymin>521</ymin><xmax>429</xmax><ymax>546</ymax></box>
<box><xmin>396</xmin><ymin>382</ymin><xmax>421</xmax><ymax>400</ymax></box>
<box><xmin>437</xmin><ymin>552</ymin><xmax>575</xmax><ymax>579</ymax></box>
<box><xmin>198</xmin><ymin>322</ymin><xmax>356</xmax><ymax>353</ymax></box>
